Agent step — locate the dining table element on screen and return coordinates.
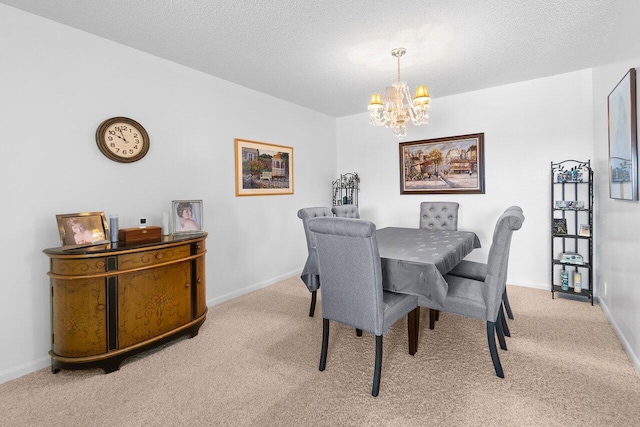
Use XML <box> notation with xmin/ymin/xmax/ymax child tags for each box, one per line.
<box><xmin>301</xmin><ymin>225</ymin><xmax>481</xmax><ymax>309</ymax></box>
<box><xmin>376</xmin><ymin>227</ymin><xmax>481</xmax><ymax>310</ymax></box>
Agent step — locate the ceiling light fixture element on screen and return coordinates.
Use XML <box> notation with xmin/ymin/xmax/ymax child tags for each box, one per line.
<box><xmin>368</xmin><ymin>47</ymin><xmax>430</xmax><ymax>139</ymax></box>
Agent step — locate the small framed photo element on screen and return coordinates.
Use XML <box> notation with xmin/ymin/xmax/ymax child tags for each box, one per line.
<box><xmin>579</xmin><ymin>224</ymin><xmax>591</xmax><ymax>237</ymax></box>
<box><xmin>553</xmin><ymin>218</ymin><xmax>567</xmax><ymax>235</ymax></box>
<box><xmin>172</xmin><ymin>200</ymin><xmax>203</xmax><ymax>234</ymax></box>
<box><xmin>56</xmin><ymin>212</ymin><xmax>110</xmax><ymax>250</ymax></box>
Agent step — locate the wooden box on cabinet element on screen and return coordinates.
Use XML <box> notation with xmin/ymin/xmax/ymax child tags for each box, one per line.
<box><xmin>44</xmin><ymin>232</ymin><xmax>207</xmax><ymax>373</ymax></box>
<box><xmin>118</xmin><ymin>226</ymin><xmax>162</xmax><ymax>245</ymax></box>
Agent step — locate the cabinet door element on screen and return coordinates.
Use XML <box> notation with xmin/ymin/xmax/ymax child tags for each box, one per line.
<box><xmin>117</xmin><ymin>260</ymin><xmax>192</xmax><ymax>348</ymax></box>
<box><xmin>194</xmin><ymin>240</ymin><xmax>207</xmax><ymax>318</ymax></box>
<box><xmin>51</xmin><ymin>278</ymin><xmax>107</xmax><ymax>357</ymax></box>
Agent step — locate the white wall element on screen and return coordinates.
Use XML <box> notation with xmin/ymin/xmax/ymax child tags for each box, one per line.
<box><xmin>336</xmin><ymin>70</ymin><xmax>594</xmax><ymax>290</ymax></box>
<box><xmin>592</xmin><ymin>61</ymin><xmax>640</xmax><ymax>374</ymax></box>
<box><xmin>0</xmin><ymin>5</ymin><xmax>336</xmax><ymax>383</ymax></box>
<box><xmin>590</xmin><ymin>0</ymin><xmax>640</xmax><ymax>373</ymax></box>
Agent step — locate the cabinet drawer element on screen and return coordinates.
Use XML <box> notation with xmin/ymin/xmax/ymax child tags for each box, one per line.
<box><xmin>118</xmin><ymin>244</ymin><xmax>191</xmax><ymax>271</ymax></box>
<box><xmin>51</xmin><ymin>258</ymin><xmax>107</xmax><ymax>276</ymax></box>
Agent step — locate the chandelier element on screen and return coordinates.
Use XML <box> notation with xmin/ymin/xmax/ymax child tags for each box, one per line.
<box><xmin>368</xmin><ymin>47</ymin><xmax>430</xmax><ymax>139</ymax></box>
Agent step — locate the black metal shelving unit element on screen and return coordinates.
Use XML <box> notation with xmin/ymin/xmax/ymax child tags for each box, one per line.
<box><xmin>551</xmin><ymin>160</ymin><xmax>593</xmax><ymax>304</ymax></box>
<box><xmin>332</xmin><ymin>173</ymin><xmax>360</xmax><ymax>207</ymax></box>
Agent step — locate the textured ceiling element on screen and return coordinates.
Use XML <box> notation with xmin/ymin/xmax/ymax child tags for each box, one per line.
<box><xmin>1</xmin><ymin>0</ymin><xmax>619</xmax><ymax>117</ymax></box>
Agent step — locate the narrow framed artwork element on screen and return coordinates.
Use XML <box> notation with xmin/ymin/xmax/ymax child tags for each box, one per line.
<box><xmin>55</xmin><ymin>212</ymin><xmax>110</xmax><ymax>250</ymax></box>
<box><xmin>235</xmin><ymin>138</ymin><xmax>293</xmax><ymax>196</ymax></box>
<box><xmin>399</xmin><ymin>133</ymin><xmax>485</xmax><ymax>194</ymax></box>
<box><xmin>608</xmin><ymin>68</ymin><xmax>638</xmax><ymax>201</ymax></box>
<box><xmin>172</xmin><ymin>200</ymin><xmax>203</xmax><ymax>234</ymax></box>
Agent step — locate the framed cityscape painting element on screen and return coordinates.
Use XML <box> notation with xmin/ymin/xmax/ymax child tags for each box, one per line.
<box><xmin>608</xmin><ymin>68</ymin><xmax>638</xmax><ymax>201</ymax></box>
<box><xmin>399</xmin><ymin>133</ymin><xmax>485</xmax><ymax>194</ymax></box>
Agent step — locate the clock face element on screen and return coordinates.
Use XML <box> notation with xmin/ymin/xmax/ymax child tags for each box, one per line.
<box><xmin>96</xmin><ymin>117</ymin><xmax>150</xmax><ymax>163</ymax></box>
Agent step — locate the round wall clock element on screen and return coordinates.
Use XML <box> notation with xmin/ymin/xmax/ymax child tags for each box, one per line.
<box><xmin>96</xmin><ymin>117</ymin><xmax>150</xmax><ymax>163</ymax></box>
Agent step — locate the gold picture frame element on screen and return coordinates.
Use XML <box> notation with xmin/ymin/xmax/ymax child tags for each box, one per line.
<box><xmin>55</xmin><ymin>212</ymin><xmax>110</xmax><ymax>250</ymax></box>
<box><xmin>234</xmin><ymin>138</ymin><xmax>293</xmax><ymax>196</ymax></box>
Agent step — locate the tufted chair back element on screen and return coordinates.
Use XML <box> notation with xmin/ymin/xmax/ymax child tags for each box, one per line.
<box><xmin>419</xmin><ymin>202</ymin><xmax>459</xmax><ymax>230</ymax></box>
<box><xmin>331</xmin><ymin>204</ymin><xmax>360</xmax><ymax>218</ymax></box>
<box><xmin>297</xmin><ymin>207</ymin><xmax>334</xmax><ymax>255</ymax></box>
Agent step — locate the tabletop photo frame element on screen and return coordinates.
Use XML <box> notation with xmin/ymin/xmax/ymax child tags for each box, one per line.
<box><xmin>399</xmin><ymin>133</ymin><xmax>485</xmax><ymax>194</ymax></box>
<box><xmin>172</xmin><ymin>200</ymin><xmax>203</xmax><ymax>234</ymax></box>
<box><xmin>56</xmin><ymin>211</ymin><xmax>110</xmax><ymax>250</ymax></box>
<box><xmin>579</xmin><ymin>224</ymin><xmax>591</xmax><ymax>237</ymax></box>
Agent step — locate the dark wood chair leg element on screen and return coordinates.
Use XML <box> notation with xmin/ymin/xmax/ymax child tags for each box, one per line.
<box><xmin>309</xmin><ymin>290</ymin><xmax>317</xmax><ymax>317</ymax></box>
<box><xmin>429</xmin><ymin>309</ymin><xmax>437</xmax><ymax>329</ymax></box>
<box><xmin>372</xmin><ymin>335</ymin><xmax>383</xmax><ymax>397</ymax></box>
<box><xmin>356</xmin><ymin>329</ymin><xmax>363</xmax><ymax>336</ymax></box>
<box><xmin>501</xmin><ymin>303</ymin><xmax>511</xmax><ymax>337</ymax></box>
<box><xmin>319</xmin><ymin>318</ymin><xmax>329</xmax><ymax>371</ymax></box>
<box><xmin>487</xmin><ymin>321</ymin><xmax>504</xmax><ymax>378</ymax></box>
<box><xmin>495</xmin><ymin>311</ymin><xmax>508</xmax><ymax>350</ymax></box>
<box><xmin>434</xmin><ymin>310</ymin><xmax>440</xmax><ymax>321</ymax></box>
<box><xmin>408</xmin><ymin>307</ymin><xmax>419</xmax><ymax>355</ymax></box>
<box><xmin>503</xmin><ymin>288</ymin><xmax>514</xmax><ymax>320</ymax></box>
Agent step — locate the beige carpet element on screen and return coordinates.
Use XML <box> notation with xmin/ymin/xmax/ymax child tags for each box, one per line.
<box><xmin>2</xmin><ymin>277</ymin><xmax>639</xmax><ymax>426</ymax></box>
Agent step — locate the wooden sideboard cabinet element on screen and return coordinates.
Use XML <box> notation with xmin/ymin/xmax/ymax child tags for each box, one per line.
<box><xmin>43</xmin><ymin>232</ymin><xmax>207</xmax><ymax>373</ymax></box>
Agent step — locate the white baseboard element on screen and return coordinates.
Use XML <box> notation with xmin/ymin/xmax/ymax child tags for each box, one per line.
<box><xmin>598</xmin><ymin>298</ymin><xmax>640</xmax><ymax>376</ymax></box>
<box><xmin>206</xmin><ymin>269</ymin><xmax>301</xmax><ymax>307</ymax></box>
<box><xmin>0</xmin><ymin>269</ymin><xmax>302</xmax><ymax>386</ymax></box>
<box><xmin>0</xmin><ymin>356</ymin><xmax>50</xmax><ymax>385</ymax></box>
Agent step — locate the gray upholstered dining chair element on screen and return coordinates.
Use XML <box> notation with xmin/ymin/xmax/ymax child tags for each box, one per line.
<box><xmin>437</xmin><ymin>207</ymin><xmax>524</xmax><ymax>378</ymax></box>
<box><xmin>297</xmin><ymin>207</ymin><xmax>333</xmax><ymax>317</ymax></box>
<box><xmin>447</xmin><ymin>206</ymin><xmax>523</xmax><ymax>336</ymax></box>
<box><xmin>419</xmin><ymin>201</ymin><xmax>459</xmax><ymax>230</ymax></box>
<box><xmin>419</xmin><ymin>201</ymin><xmax>460</xmax><ymax>329</ymax></box>
<box><xmin>308</xmin><ymin>217</ymin><xmax>420</xmax><ymax>397</ymax></box>
<box><xmin>331</xmin><ymin>204</ymin><xmax>360</xmax><ymax>218</ymax></box>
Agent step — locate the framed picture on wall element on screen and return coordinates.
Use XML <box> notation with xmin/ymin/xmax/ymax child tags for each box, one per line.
<box><xmin>55</xmin><ymin>212</ymin><xmax>110</xmax><ymax>250</ymax></box>
<box><xmin>399</xmin><ymin>133</ymin><xmax>485</xmax><ymax>194</ymax></box>
<box><xmin>608</xmin><ymin>68</ymin><xmax>638</xmax><ymax>201</ymax></box>
<box><xmin>172</xmin><ymin>200</ymin><xmax>203</xmax><ymax>234</ymax></box>
<box><xmin>234</xmin><ymin>138</ymin><xmax>294</xmax><ymax>196</ymax></box>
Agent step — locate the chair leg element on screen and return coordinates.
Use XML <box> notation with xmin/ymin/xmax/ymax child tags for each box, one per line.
<box><xmin>503</xmin><ymin>288</ymin><xmax>514</xmax><ymax>320</ymax></box>
<box><xmin>408</xmin><ymin>307</ymin><xmax>419</xmax><ymax>355</ymax></box>
<box><xmin>487</xmin><ymin>321</ymin><xmax>504</xmax><ymax>378</ymax></box>
<box><xmin>495</xmin><ymin>312</ymin><xmax>508</xmax><ymax>350</ymax></box>
<box><xmin>429</xmin><ymin>309</ymin><xmax>437</xmax><ymax>330</ymax></box>
<box><xmin>434</xmin><ymin>310</ymin><xmax>440</xmax><ymax>321</ymax></box>
<box><xmin>319</xmin><ymin>318</ymin><xmax>329</xmax><ymax>371</ymax></box>
<box><xmin>501</xmin><ymin>303</ymin><xmax>511</xmax><ymax>337</ymax></box>
<box><xmin>356</xmin><ymin>329</ymin><xmax>363</xmax><ymax>336</ymax></box>
<box><xmin>308</xmin><ymin>290</ymin><xmax>317</xmax><ymax>317</ymax></box>
<box><xmin>372</xmin><ymin>335</ymin><xmax>383</xmax><ymax>397</ymax></box>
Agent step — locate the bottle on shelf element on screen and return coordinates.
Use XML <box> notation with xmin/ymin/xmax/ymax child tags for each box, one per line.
<box><xmin>561</xmin><ymin>270</ymin><xmax>569</xmax><ymax>291</ymax></box>
<box><xmin>573</xmin><ymin>271</ymin><xmax>582</xmax><ymax>293</ymax></box>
